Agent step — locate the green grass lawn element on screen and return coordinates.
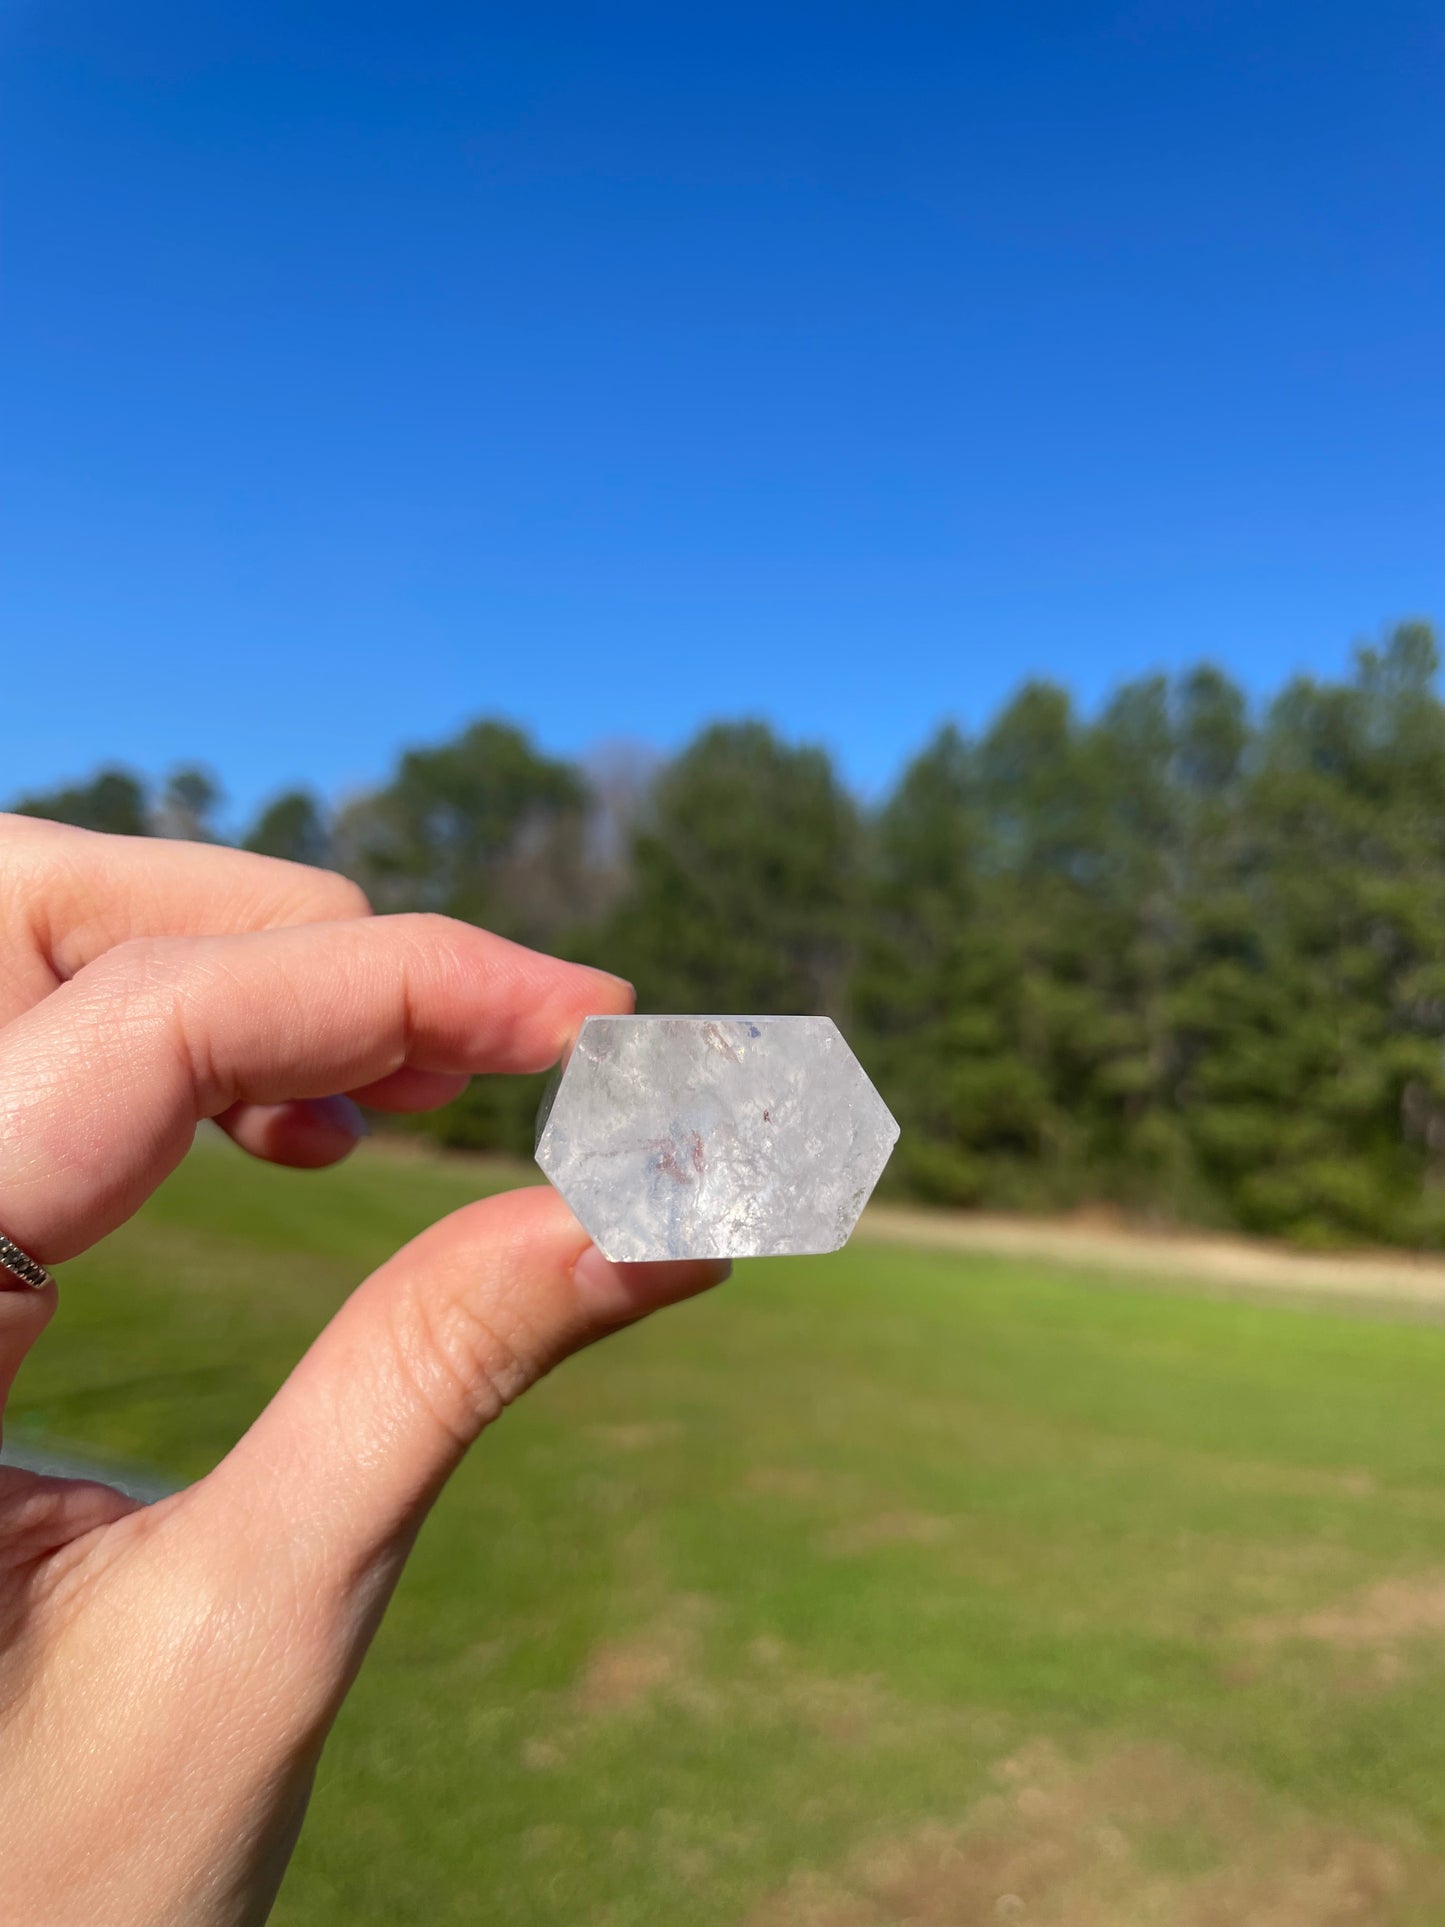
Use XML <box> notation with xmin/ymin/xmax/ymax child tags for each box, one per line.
<box><xmin>14</xmin><ymin>1134</ymin><xmax>1445</xmax><ymax>1923</ymax></box>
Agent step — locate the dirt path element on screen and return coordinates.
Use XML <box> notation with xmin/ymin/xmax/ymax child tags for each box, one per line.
<box><xmin>858</xmin><ymin>1201</ymin><xmax>1445</xmax><ymax>1309</ymax></box>
<box><xmin>363</xmin><ymin>1133</ymin><xmax>1445</xmax><ymax>1310</ymax></box>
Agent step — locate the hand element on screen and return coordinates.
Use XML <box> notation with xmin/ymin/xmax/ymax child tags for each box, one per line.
<box><xmin>0</xmin><ymin>814</ymin><xmax>726</xmax><ymax>1927</ymax></box>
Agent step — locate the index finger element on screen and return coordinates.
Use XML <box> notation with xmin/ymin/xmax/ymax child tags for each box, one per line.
<box><xmin>0</xmin><ymin>914</ymin><xmax>632</xmax><ymax>1260</ymax></box>
<box><xmin>1</xmin><ymin>813</ymin><xmax>370</xmax><ymax>1024</ymax></box>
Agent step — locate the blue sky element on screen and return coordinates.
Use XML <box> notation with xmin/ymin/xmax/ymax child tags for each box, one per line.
<box><xmin>4</xmin><ymin>1</ymin><xmax>1443</xmax><ymax>827</ymax></box>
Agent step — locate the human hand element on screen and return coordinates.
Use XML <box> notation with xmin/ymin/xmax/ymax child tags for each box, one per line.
<box><xmin>0</xmin><ymin>815</ymin><xmax>726</xmax><ymax>1927</ymax></box>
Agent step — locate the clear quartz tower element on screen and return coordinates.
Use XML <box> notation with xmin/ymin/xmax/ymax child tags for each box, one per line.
<box><xmin>535</xmin><ymin>1015</ymin><xmax>899</xmax><ymax>1262</ymax></box>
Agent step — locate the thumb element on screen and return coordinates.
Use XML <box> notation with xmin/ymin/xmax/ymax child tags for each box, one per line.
<box><xmin>189</xmin><ymin>1185</ymin><xmax>727</xmax><ymax>1598</ymax></box>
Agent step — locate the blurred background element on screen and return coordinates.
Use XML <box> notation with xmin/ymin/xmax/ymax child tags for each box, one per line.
<box><xmin>9</xmin><ymin>4</ymin><xmax>1445</xmax><ymax>1922</ymax></box>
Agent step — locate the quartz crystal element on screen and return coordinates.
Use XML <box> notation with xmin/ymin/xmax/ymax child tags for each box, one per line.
<box><xmin>535</xmin><ymin>1015</ymin><xmax>899</xmax><ymax>1262</ymax></box>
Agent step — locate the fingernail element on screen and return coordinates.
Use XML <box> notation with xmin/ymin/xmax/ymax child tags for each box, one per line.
<box><xmin>314</xmin><ymin>1094</ymin><xmax>369</xmax><ymax>1140</ymax></box>
<box><xmin>572</xmin><ymin>1244</ymin><xmax>631</xmax><ymax>1315</ymax></box>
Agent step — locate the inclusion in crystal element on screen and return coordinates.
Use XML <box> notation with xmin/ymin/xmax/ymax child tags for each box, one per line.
<box><xmin>534</xmin><ymin>1015</ymin><xmax>899</xmax><ymax>1262</ymax></box>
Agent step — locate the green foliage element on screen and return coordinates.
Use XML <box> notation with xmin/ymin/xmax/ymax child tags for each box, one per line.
<box><xmin>854</xmin><ymin>623</ymin><xmax>1445</xmax><ymax>1243</ymax></box>
<box><xmin>335</xmin><ymin>719</ymin><xmax>590</xmax><ymax>940</ymax></box>
<box><xmin>591</xmin><ymin>720</ymin><xmax>863</xmax><ymax>1016</ymax></box>
<box><xmin>243</xmin><ymin>789</ymin><xmax>331</xmax><ymax>867</ymax></box>
<box><xmin>15</xmin><ymin>622</ymin><xmax>1445</xmax><ymax>1241</ymax></box>
<box><xmin>11</xmin><ymin>766</ymin><xmax>151</xmax><ymax>835</ymax></box>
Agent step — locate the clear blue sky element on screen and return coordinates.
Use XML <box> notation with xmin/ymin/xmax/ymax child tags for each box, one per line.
<box><xmin>5</xmin><ymin>1</ymin><xmax>1443</xmax><ymax>827</ymax></box>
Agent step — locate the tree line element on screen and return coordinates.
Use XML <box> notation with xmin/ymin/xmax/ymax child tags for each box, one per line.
<box><xmin>15</xmin><ymin>620</ymin><xmax>1445</xmax><ymax>1249</ymax></box>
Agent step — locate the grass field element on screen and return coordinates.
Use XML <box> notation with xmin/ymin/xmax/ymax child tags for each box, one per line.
<box><xmin>13</xmin><ymin>1135</ymin><xmax>1445</xmax><ymax>1924</ymax></box>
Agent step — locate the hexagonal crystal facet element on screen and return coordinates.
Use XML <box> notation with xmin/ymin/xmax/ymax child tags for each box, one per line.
<box><xmin>535</xmin><ymin>1015</ymin><xmax>899</xmax><ymax>1262</ymax></box>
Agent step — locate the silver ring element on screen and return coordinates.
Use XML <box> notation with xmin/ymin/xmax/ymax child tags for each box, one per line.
<box><xmin>0</xmin><ymin>1231</ymin><xmax>53</xmax><ymax>1292</ymax></box>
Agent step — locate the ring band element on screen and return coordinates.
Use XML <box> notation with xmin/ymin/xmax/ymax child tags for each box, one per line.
<box><xmin>0</xmin><ymin>1231</ymin><xmax>54</xmax><ymax>1292</ymax></box>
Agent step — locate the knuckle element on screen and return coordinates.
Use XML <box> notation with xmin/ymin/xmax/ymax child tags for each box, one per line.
<box><xmin>308</xmin><ymin>870</ymin><xmax>372</xmax><ymax>923</ymax></box>
<box><xmin>0</xmin><ymin>814</ymin><xmax>84</xmax><ymax>912</ymax></box>
<box><xmin>82</xmin><ymin>932</ymin><xmax>192</xmax><ymax>998</ymax></box>
<box><xmin>388</xmin><ymin>1274</ymin><xmax>543</xmax><ymax>1447</ymax></box>
<box><xmin>0</xmin><ymin>810</ymin><xmax>82</xmax><ymax>850</ymax></box>
<box><xmin>74</xmin><ymin>935</ymin><xmax>237</xmax><ymax>1107</ymax></box>
<box><xmin>0</xmin><ymin>813</ymin><xmax>59</xmax><ymax>864</ymax></box>
<box><xmin>238</xmin><ymin>850</ymin><xmax>371</xmax><ymax>927</ymax></box>
<box><xmin>392</xmin><ymin>910</ymin><xmax>464</xmax><ymax>946</ymax></box>
<box><xmin>388</xmin><ymin>911</ymin><xmax>486</xmax><ymax>982</ymax></box>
